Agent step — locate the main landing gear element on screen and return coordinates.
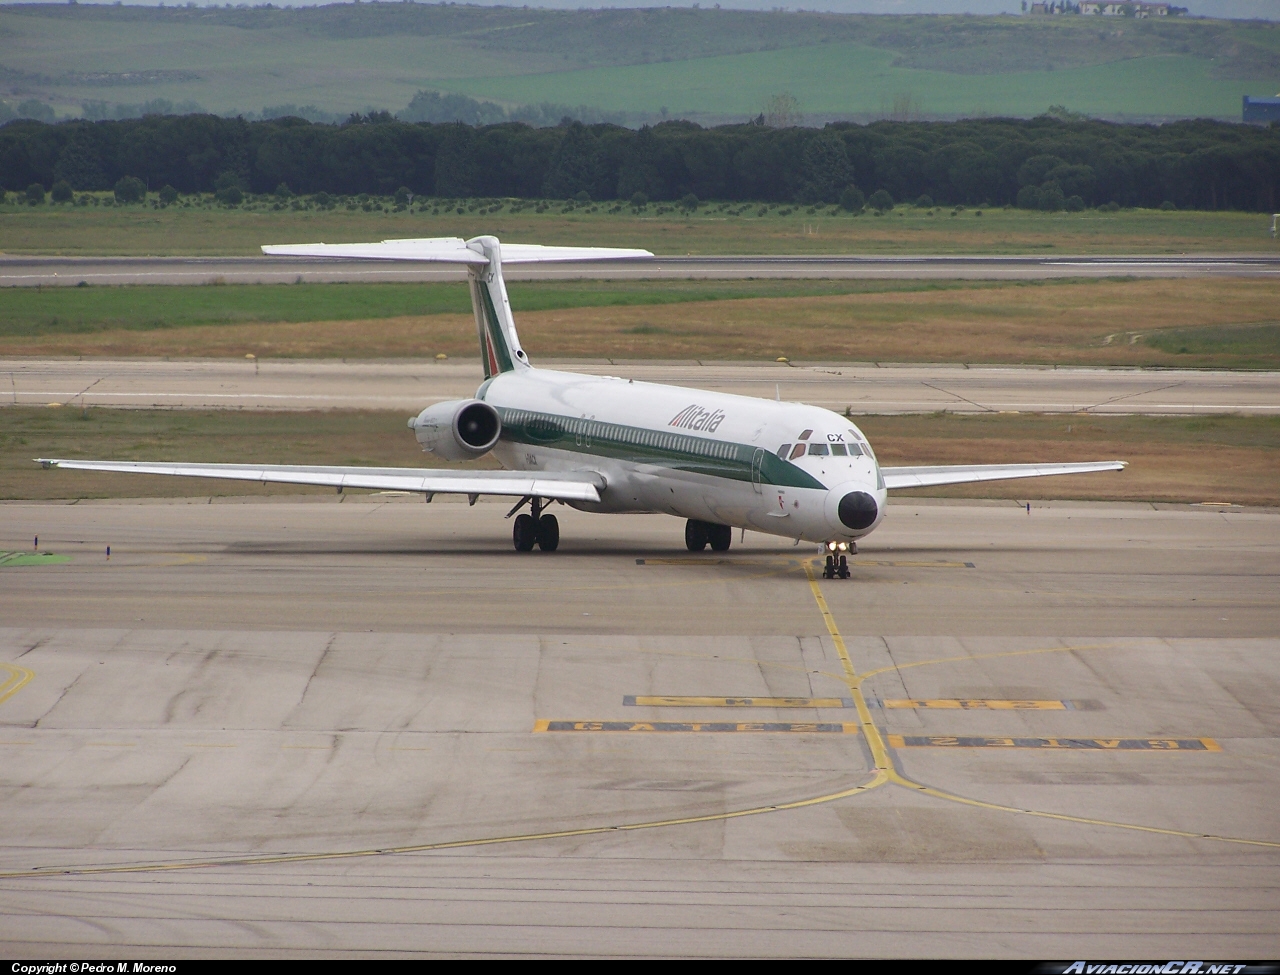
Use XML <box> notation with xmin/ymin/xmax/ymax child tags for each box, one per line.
<box><xmin>822</xmin><ymin>540</ymin><xmax>854</xmax><ymax>579</ymax></box>
<box><xmin>685</xmin><ymin>519</ymin><xmax>732</xmax><ymax>552</ymax></box>
<box><xmin>511</xmin><ymin>497</ymin><xmax>559</xmax><ymax>552</ymax></box>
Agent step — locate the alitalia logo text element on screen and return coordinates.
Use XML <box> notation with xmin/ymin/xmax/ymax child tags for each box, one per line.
<box><xmin>669</xmin><ymin>404</ymin><xmax>726</xmax><ymax>432</ymax></box>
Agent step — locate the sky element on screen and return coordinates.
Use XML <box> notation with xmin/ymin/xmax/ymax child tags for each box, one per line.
<box><xmin>26</xmin><ymin>0</ymin><xmax>1280</xmax><ymax>17</ymax></box>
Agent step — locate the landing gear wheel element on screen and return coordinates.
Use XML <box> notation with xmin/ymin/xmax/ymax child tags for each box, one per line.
<box><xmin>823</xmin><ymin>554</ymin><xmax>835</xmax><ymax>579</ymax></box>
<box><xmin>685</xmin><ymin>519</ymin><xmax>709</xmax><ymax>552</ymax></box>
<box><xmin>536</xmin><ymin>514</ymin><xmax>559</xmax><ymax>552</ymax></box>
<box><xmin>708</xmin><ymin>523</ymin><xmax>732</xmax><ymax>552</ymax></box>
<box><xmin>838</xmin><ymin>554</ymin><xmax>850</xmax><ymax>579</ymax></box>
<box><xmin>513</xmin><ymin>513</ymin><xmax>537</xmax><ymax>552</ymax></box>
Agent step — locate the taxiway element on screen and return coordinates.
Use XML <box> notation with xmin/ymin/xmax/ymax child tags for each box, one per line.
<box><xmin>7</xmin><ymin>358</ymin><xmax>1278</xmax><ymax>415</ymax></box>
<box><xmin>0</xmin><ymin>497</ymin><xmax>1276</xmax><ymax>956</ymax></box>
<box><xmin>2</xmin><ymin>253</ymin><xmax>1279</xmax><ymax>287</ymax></box>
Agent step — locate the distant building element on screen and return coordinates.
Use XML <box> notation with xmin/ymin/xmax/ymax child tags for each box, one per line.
<box><xmin>1079</xmin><ymin>1</ymin><xmax>1174</xmax><ymax>14</ymax></box>
<box><xmin>1243</xmin><ymin>96</ymin><xmax>1280</xmax><ymax>125</ymax></box>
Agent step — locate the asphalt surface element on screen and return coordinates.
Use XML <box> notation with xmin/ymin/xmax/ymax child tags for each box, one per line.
<box><xmin>7</xmin><ymin>358</ymin><xmax>1278</xmax><ymax>415</ymax></box>
<box><xmin>0</xmin><ymin>497</ymin><xmax>1276</xmax><ymax>955</ymax></box>
<box><xmin>3</xmin><ymin>253</ymin><xmax>1280</xmax><ymax>286</ymax></box>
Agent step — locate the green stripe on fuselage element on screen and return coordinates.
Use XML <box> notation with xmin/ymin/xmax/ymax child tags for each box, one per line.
<box><xmin>494</xmin><ymin>406</ymin><xmax>826</xmax><ymax>489</ymax></box>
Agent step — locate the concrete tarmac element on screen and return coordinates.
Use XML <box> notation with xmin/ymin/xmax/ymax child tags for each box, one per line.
<box><xmin>3</xmin><ymin>253</ymin><xmax>1280</xmax><ymax>286</ymax></box>
<box><xmin>8</xmin><ymin>357</ymin><xmax>1279</xmax><ymax>415</ymax></box>
<box><xmin>0</xmin><ymin>497</ymin><xmax>1277</xmax><ymax>956</ymax></box>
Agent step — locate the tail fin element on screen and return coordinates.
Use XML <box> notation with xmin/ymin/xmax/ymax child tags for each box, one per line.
<box><xmin>465</xmin><ymin>236</ymin><xmax>527</xmax><ymax>378</ymax></box>
<box><xmin>260</xmin><ymin>236</ymin><xmax>651</xmax><ymax>378</ymax></box>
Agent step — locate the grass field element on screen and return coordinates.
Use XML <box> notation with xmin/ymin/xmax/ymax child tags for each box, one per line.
<box><xmin>4</xmin><ymin>407</ymin><xmax>1274</xmax><ymax>506</ymax></box>
<box><xmin>4</xmin><ymin>6</ymin><xmax>1278</xmax><ymax>121</ymax></box>
<box><xmin>2</xmin><ymin>202</ymin><xmax>1275</xmax><ymax>257</ymax></box>
<box><xmin>451</xmin><ymin>43</ymin><xmax>1270</xmax><ymax>122</ymax></box>
<box><xmin>0</xmin><ymin>279</ymin><xmax>951</xmax><ymax>337</ymax></box>
<box><xmin>3</xmin><ymin>278</ymin><xmax>1275</xmax><ymax>369</ymax></box>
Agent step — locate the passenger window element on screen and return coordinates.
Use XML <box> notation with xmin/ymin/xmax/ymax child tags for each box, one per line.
<box><xmin>789</xmin><ymin>444</ymin><xmax>807</xmax><ymax>461</ymax></box>
<box><xmin>777</xmin><ymin>444</ymin><xmax>792</xmax><ymax>459</ymax></box>
<box><xmin>848</xmin><ymin>443</ymin><xmax>863</xmax><ymax>456</ymax></box>
<box><xmin>831</xmin><ymin>444</ymin><xmax>847</xmax><ymax>456</ymax></box>
<box><xmin>808</xmin><ymin>443</ymin><xmax>830</xmax><ymax>456</ymax></box>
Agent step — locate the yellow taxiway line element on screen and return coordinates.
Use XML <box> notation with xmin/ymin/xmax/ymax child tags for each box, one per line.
<box><xmin>0</xmin><ymin>663</ymin><xmax>34</xmax><ymax>707</ymax></box>
<box><xmin>802</xmin><ymin>564</ymin><xmax>1277</xmax><ymax>850</ymax></box>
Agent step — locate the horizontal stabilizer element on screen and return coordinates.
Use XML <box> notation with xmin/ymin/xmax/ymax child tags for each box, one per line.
<box><xmin>36</xmin><ymin>459</ymin><xmax>604</xmax><ymax>503</ymax></box>
<box><xmin>261</xmin><ymin>237</ymin><xmax>485</xmax><ymax>263</ymax></box>
<box><xmin>261</xmin><ymin>237</ymin><xmax>652</xmax><ymax>264</ymax></box>
<box><xmin>882</xmin><ymin>460</ymin><xmax>1125</xmax><ymax>491</ymax></box>
<box><xmin>500</xmin><ymin>244</ymin><xmax>654</xmax><ymax>264</ymax></box>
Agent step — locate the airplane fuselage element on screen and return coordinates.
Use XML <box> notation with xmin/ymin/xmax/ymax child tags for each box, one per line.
<box><xmin>462</xmin><ymin>367</ymin><xmax>888</xmax><ymax>544</ymax></box>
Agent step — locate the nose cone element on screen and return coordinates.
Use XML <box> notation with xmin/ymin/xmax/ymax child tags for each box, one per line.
<box><xmin>838</xmin><ymin>490</ymin><xmax>878</xmax><ymax>531</ymax></box>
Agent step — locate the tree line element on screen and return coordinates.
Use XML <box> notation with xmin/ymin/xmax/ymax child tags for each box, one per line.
<box><xmin>2</xmin><ymin>113</ymin><xmax>1277</xmax><ymax>212</ymax></box>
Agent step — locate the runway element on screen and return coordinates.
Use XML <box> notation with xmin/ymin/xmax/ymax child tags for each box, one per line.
<box><xmin>3</xmin><ymin>253</ymin><xmax>1279</xmax><ymax>286</ymax></box>
<box><xmin>6</xmin><ymin>357</ymin><xmax>1278</xmax><ymax>415</ymax></box>
<box><xmin>0</xmin><ymin>497</ymin><xmax>1277</xmax><ymax>955</ymax></box>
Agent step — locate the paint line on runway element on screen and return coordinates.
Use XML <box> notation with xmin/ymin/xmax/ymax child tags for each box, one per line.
<box><xmin>534</xmin><ymin>720</ymin><xmax>858</xmax><ymax>733</ymax></box>
<box><xmin>0</xmin><ymin>663</ymin><xmax>35</xmax><ymax>706</ymax></box>
<box><xmin>878</xmin><ymin>698</ymin><xmax>1077</xmax><ymax>710</ymax></box>
<box><xmin>887</xmin><ymin>735</ymin><xmax>1220</xmax><ymax>750</ymax></box>
<box><xmin>634</xmin><ymin>557</ymin><xmax>806</xmax><ymax>567</ymax></box>
<box><xmin>624</xmin><ymin>695</ymin><xmax>855</xmax><ymax>708</ymax></box>
<box><xmin>635</xmin><ymin>557</ymin><xmax>973</xmax><ymax>568</ymax></box>
<box><xmin>857</xmin><ymin>559</ymin><xmax>976</xmax><ymax>568</ymax></box>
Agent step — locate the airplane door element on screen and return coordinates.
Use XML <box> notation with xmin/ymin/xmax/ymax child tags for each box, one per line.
<box><xmin>750</xmin><ymin>448</ymin><xmax>765</xmax><ymax>493</ymax></box>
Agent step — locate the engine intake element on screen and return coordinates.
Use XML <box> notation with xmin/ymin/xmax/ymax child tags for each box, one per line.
<box><xmin>411</xmin><ymin>399</ymin><xmax>501</xmax><ymax>460</ymax></box>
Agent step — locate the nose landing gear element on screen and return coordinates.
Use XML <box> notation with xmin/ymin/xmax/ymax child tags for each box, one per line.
<box><xmin>821</xmin><ymin>540</ymin><xmax>854</xmax><ymax>579</ymax></box>
<box><xmin>511</xmin><ymin>497</ymin><xmax>560</xmax><ymax>552</ymax></box>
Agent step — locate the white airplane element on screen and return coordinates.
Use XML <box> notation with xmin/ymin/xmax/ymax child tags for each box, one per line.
<box><xmin>39</xmin><ymin>236</ymin><xmax>1124</xmax><ymax>579</ymax></box>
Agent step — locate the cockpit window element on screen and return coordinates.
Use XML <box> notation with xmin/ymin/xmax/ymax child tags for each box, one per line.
<box><xmin>789</xmin><ymin>444</ymin><xmax>807</xmax><ymax>461</ymax></box>
<box><xmin>847</xmin><ymin>443</ymin><xmax>863</xmax><ymax>457</ymax></box>
<box><xmin>798</xmin><ymin>429</ymin><xmax>813</xmax><ymax>440</ymax></box>
<box><xmin>808</xmin><ymin>443</ymin><xmax>830</xmax><ymax>456</ymax></box>
<box><xmin>777</xmin><ymin>443</ymin><xmax>792</xmax><ymax>458</ymax></box>
<box><xmin>831</xmin><ymin>443</ymin><xmax>848</xmax><ymax>456</ymax></box>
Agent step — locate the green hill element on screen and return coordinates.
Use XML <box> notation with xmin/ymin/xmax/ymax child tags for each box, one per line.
<box><xmin>2</xmin><ymin>3</ymin><xmax>1278</xmax><ymax>123</ymax></box>
<box><xmin>451</xmin><ymin>42</ymin><xmax>1269</xmax><ymax>121</ymax></box>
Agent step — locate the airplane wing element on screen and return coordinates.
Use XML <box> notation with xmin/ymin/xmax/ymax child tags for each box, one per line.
<box><xmin>34</xmin><ymin>460</ymin><xmax>604</xmax><ymax>503</ymax></box>
<box><xmin>881</xmin><ymin>461</ymin><xmax>1125</xmax><ymax>491</ymax></box>
<box><xmin>261</xmin><ymin>237</ymin><xmax>486</xmax><ymax>263</ymax></box>
<box><xmin>261</xmin><ymin>237</ymin><xmax>652</xmax><ymax>263</ymax></box>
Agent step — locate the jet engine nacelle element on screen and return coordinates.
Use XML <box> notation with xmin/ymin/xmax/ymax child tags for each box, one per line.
<box><xmin>411</xmin><ymin>399</ymin><xmax>501</xmax><ymax>460</ymax></box>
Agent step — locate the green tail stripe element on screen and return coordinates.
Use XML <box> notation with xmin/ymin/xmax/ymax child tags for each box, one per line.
<box><xmin>479</xmin><ymin>283</ymin><xmax>515</xmax><ymax>374</ymax></box>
